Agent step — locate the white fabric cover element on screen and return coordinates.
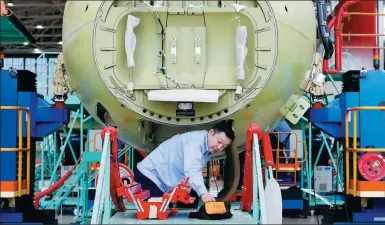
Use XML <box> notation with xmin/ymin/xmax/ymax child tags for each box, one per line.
<box><xmin>264</xmin><ymin>179</ymin><xmax>283</xmax><ymax>224</ymax></box>
<box><xmin>125</xmin><ymin>15</ymin><xmax>140</xmax><ymax>68</ymax></box>
<box><xmin>236</xmin><ymin>25</ymin><xmax>248</xmax><ymax>80</ymax></box>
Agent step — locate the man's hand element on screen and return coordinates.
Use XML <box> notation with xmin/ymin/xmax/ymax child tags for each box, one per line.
<box><xmin>201</xmin><ymin>193</ymin><xmax>216</xmax><ymax>203</ymax></box>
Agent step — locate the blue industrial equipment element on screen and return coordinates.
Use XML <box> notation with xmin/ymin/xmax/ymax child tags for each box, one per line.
<box><xmin>310</xmin><ymin>70</ymin><xmax>385</xmax><ymax>141</ymax></box>
<box><xmin>0</xmin><ymin>68</ymin><xmax>70</xmax><ymax>224</ymax></box>
<box><xmin>281</xmin><ymin>186</ymin><xmax>308</xmax><ymax>218</ymax></box>
<box><xmin>309</xmin><ymin>69</ymin><xmax>385</xmax><ymax>224</ymax></box>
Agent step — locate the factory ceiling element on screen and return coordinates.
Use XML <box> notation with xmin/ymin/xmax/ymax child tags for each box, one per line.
<box><xmin>2</xmin><ymin>0</ymin><xmax>65</xmax><ymax>55</ymax></box>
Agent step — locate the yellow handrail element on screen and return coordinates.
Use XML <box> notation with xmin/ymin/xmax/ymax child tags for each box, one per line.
<box><xmin>345</xmin><ymin>106</ymin><xmax>385</xmax><ymax>196</ymax></box>
<box><xmin>271</xmin><ymin>131</ymin><xmax>307</xmax><ymax>186</ymax></box>
<box><xmin>0</xmin><ymin>106</ymin><xmax>31</xmax><ymax>197</ymax></box>
<box><xmin>271</xmin><ymin>131</ymin><xmax>307</xmax><ymax>162</ymax></box>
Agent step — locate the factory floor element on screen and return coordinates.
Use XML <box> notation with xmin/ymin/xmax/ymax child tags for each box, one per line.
<box><xmin>54</xmin><ymin>178</ymin><xmax>324</xmax><ymax>224</ymax></box>
<box><xmin>56</xmin><ymin>213</ymin><xmax>322</xmax><ymax>224</ymax></box>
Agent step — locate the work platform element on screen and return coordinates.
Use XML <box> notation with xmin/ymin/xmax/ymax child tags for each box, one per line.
<box><xmin>110</xmin><ymin>209</ymin><xmax>254</xmax><ymax>224</ymax></box>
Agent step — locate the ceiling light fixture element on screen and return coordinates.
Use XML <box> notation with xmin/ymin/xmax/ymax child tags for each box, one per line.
<box><xmin>36</xmin><ymin>25</ymin><xmax>44</xmax><ymax>29</ymax></box>
<box><xmin>58</xmin><ymin>41</ymin><xmax>63</xmax><ymax>45</ymax></box>
<box><xmin>23</xmin><ymin>42</ymin><xmax>28</xmax><ymax>45</ymax></box>
<box><xmin>7</xmin><ymin>3</ymin><xmax>14</xmax><ymax>7</ymax></box>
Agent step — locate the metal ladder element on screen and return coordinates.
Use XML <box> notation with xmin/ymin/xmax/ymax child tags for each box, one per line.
<box><xmin>275</xmin><ymin>148</ymin><xmax>300</xmax><ymax>187</ymax></box>
<box><xmin>39</xmin><ymin>164</ymin><xmax>83</xmax><ymax>211</ymax></box>
<box><xmin>272</xmin><ymin>132</ymin><xmax>306</xmax><ymax>187</ymax></box>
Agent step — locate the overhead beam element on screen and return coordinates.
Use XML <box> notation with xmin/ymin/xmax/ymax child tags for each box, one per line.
<box><xmin>21</xmin><ymin>17</ymin><xmax>63</xmax><ymax>23</ymax></box>
<box><xmin>52</xmin><ymin>0</ymin><xmax>64</xmax><ymax>13</ymax></box>
<box><xmin>4</xmin><ymin>48</ymin><xmax>62</xmax><ymax>55</ymax></box>
<box><xmin>19</xmin><ymin>15</ymin><xmax>62</xmax><ymax>19</ymax></box>
<box><xmin>34</xmin><ymin>34</ymin><xmax>62</xmax><ymax>38</ymax></box>
<box><xmin>1</xmin><ymin>31</ymin><xmax>61</xmax><ymax>38</ymax></box>
<box><xmin>26</xmin><ymin>25</ymin><xmax>62</xmax><ymax>29</ymax></box>
<box><xmin>36</xmin><ymin>42</ymin><xmax>63</xmax><ymax>45</ymax></box>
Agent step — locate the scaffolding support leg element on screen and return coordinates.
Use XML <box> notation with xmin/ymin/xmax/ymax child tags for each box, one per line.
<box><xmin>252</xmin><ymin>133</ymin><xmax>267</xmax><ymax>224</ymax></box>
<box><xmin>90</xmin><ymin>130</ymin><xmax>112</xmax><ymax>224</ymax></box>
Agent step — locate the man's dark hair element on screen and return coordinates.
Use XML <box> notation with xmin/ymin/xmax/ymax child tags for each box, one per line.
<box><xmin>212</xmin><ymin>119</ymin><xmax>235</xmax><ymax>141</ymax></box>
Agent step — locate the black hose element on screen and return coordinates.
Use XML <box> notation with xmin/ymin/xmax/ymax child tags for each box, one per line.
<box><xmin>316</xmin><ymin>0</ymin><xmax>334</xmax><ymax>60</ymax></box>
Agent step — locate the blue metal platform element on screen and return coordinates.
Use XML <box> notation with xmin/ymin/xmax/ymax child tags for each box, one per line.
<box><xmin>283</xmin><ymin>199</ymin><xmax>303</xmax><ymax>210</ymax></box>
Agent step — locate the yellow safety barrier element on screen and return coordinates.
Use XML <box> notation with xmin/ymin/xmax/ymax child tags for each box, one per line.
<box><xmin>0</xmin><ymin>106</ymin><xmax>31</xmax><ymax>197</ymax></box>
<box><xmin>345</xmin><ymin>106</ymin><xmax>385</xmax><ymax>197</ymax></box>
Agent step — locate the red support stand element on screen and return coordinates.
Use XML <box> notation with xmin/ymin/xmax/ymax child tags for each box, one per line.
<box><xmin>239</xmin><ymin>123</ymin><xmax>275</xmax><ymax>213</ymax></box>
<box><xmin>135</xmin><ymin>177</ymin><xmax>196</xmax><ymax>220</ymax></box>
<box><xmin>101</xmin><ymin>126</ymin><xmax>195</xmax><ymax>220</ymax></box>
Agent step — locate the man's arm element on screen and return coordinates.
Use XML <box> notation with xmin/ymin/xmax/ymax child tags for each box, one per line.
<box><xmin>183</xmin><ymin>144</ymin><xmax>208</xmax><ymax>197</ymax></box>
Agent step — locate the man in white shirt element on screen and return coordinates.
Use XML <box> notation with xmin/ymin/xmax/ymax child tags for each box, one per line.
<box><xmin>134</xmin><ymin>120</ymin><xmax>235</xmax><ymax>204</ymax></box>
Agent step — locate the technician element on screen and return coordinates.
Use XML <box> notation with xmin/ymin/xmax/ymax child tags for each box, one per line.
<box><xmin>134</xmin><ymin>120</ymin><xmax>235</xmax><ymax>204</ymax></box>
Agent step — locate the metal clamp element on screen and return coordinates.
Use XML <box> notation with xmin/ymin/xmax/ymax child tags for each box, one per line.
<box><xmin>171</xmin><ymin>37</ymin><xmax>177</xmax><ymax>64</ymax></box>
<box><xmin>195</xmin><ymin>38</ymin><xmax>201</xmax><ymax>64</ymax></box>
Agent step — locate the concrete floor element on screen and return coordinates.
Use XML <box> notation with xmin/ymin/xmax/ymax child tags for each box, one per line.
<box><xmin>56</xmin><ymin>212</ymin><xmax>323</xmax><ymax>224</ymax></box>
<box><xmin>54</xmin><ymin>178</ymin><xmax>323</xmax><ymax>224</ymax></box>
<box><xmin>108</xmin><ymin>210</ymin><xmax>322</xmax><ymax>224</ymax></box>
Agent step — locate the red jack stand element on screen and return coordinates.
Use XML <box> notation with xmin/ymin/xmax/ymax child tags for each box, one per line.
<box><xmin>101</xmin><ymin>126</ymin><xmax>196</xmax><ymax>220</ymax></box>
<box><xmin>117</xmin><ymin>177</ymin><xmax>195</xmax><ymax>220</ymax></box>
<box><xmin>239</xmin><ymin>123</ymin><xmax>275</xmax><ymax>213</ymax></box>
